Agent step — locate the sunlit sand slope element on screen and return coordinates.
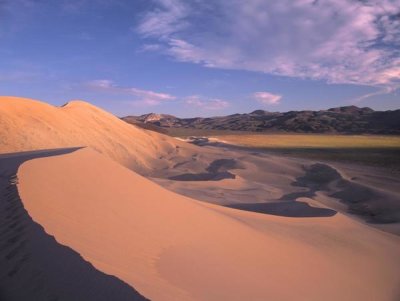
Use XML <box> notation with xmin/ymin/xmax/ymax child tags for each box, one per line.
<box><xmin>18</xmin><ymin>148</ymin><xmax>400</xmax><ymax>301</ymax></box>
<box><xmin>0</xmin><ymin>148</ymin><xmax>148</xmax><ymax>301</ymax></box>
<box><xmin>0</xmin><ymin>96</ymin><xmax>195</xmax><ymax>174</ymax></box>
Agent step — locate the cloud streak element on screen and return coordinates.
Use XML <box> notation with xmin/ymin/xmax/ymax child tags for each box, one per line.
<box><xmin>185</xmin><ymin>95</ymin><xmax>229</xmax><ymax>110</ymax></box>
<box><xmin>137</xmin><ymin>0</ymin><xmax>400</xmax><ymax>89</ymax></box>
<box><xmin>351</xmin><ymin>86</ymin><xmax>396</xmax><ymax>104</ymax></box>
<box><xmin>86</xmin><ymin>80</ymin><xmax>176</xmax><ymax>105</ymax></box>
<box><xmin>252</xmin><ymin>92</ymin><xmax>282</xmax><ymax>105</ymax></box>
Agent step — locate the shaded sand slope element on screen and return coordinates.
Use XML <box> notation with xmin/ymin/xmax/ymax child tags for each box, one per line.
<box><xmin>0</xmin><ymin>96</ymin><xmax>197</xmax><ymax>174</ymax></box>
<box><xmin>153</xmin><ymin>147</ymin><xmax>400</xmax><ymax>234</ymax></box>
<box><xmin>18</xmin><ymin>148</ymin><xmax>400</xmax><ymax>301</ymax></box>
<box><xmin>0</xmin><ymin>148</ymin><xmax>147</xmax><ymax>301</ymax></box>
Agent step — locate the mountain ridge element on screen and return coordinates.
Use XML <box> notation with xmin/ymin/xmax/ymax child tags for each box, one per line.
<box><xmin>122</xmin><ymin>105</ymin><xmax>400</xmax><ymax>134</ymax></box>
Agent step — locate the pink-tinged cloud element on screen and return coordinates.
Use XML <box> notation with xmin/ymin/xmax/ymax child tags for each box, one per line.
<box><xmin>252</xmin><ymin>92</ymin><xmax>282</xmax><ymax>105</ymax></box>
<box><xmin>185</xmin><ymin>95</ymin><xmax>229</xmax><ymax>110</ymax></box>
<box><xmin>86</xmin><ymin>79</ymin><xmax>175</xmax><ymax>105</ymax></box>
<box><xmin>138</xmin><ymin>0</ymin><xmax>400</xmax><ymax>90</ymax></box>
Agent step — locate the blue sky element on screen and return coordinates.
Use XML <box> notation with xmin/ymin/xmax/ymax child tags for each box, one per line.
<box><xmin>0</xmin><ymin>0</ymin><xmax>399</xmax><ymax>117</ymax></box>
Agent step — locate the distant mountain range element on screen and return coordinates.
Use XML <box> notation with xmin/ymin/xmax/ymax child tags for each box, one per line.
<box><xmin>122</xmin><ymin>106</ymin><xmax>400</xmax><ymax>134</ymax></box>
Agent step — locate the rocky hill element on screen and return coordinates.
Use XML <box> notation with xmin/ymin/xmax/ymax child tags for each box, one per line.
<box><xmin>122</xmin><ymin>106</ymin><xmax>400</xmax><ymax>134</ymax></box>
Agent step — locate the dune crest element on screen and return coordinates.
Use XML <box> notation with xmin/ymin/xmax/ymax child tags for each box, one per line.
<box><xmin>0</xmin><ymin>148</ymin><xmax>148</xmax><ymax>300</ymax></box>
<box><xmin>0</xmin><ymin>96</ymin><xmax>196</xmax><ymax>174</ymax></box>
<box><xmin>17</xmin><ymin>148</ymin><xmax>400</xmax><ymax>301</ymax></box>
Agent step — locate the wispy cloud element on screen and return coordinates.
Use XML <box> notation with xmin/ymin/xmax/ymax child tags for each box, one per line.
<box><xmin>252</xmin><ymin>92</ymin><xmax>282</xmax><ymax>105</ymax></box>
<box><xmin>351</xmin><ymin>85</ymin><xmax>397</xmax><ymax>104</ymax></box>
<box><xmin>138</xmin><ymin>43</ymin><xmax>162</xmax><ymax>52</ymax></box>
<box><xmin>86</xmin><ymin>79</ymin><xmax>176</xmax><ymax>105</ymax></box>
<box><xmin>185</xmin><ymin>95</ymin><xmax>229</xmax><ymax>110</ymax></box>
<box><xmin>137</xmin><ymin>0</ymin><xmax>400</xmax><ymax>90</ymax></box>
<box><xmin>137</xmin><ymin>0</ymin><xmax>187</xmax><ymax>38</ymax></box>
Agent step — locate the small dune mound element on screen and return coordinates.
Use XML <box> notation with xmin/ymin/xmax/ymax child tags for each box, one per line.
<box><xmin>0</xmin><ymin>96</ymin><xmax>196</xmax><ymax>174</ymax></box>
<box><xmin>227</xmin><ymin>201</ymin><xmax>337</xmax><ymax>217</ymax></box>
<box><xmin>291</xmin><ymin>163</ymin><xmax>400</xmax><ymax>224</ymax></box>
<box><xmin>205</xmin><ymin>158</ymin><xmax>242</xmax><ymax>173</ymax></box>
<box><xmin>294</xmin><ymin>163</ymin><xmax>342</xmax><ymax>189</ymax></box>
<box><xmin>169</xmin><ymin>158</ymin><xmax>241</xmax><ymax>181</ymax></box>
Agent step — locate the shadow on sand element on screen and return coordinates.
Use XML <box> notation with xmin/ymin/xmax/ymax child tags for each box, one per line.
<box><xmin>227</xmin><ymin>162</ymin><xmax>398</xmax><ymax>223</ymax></box>
<box><xmin>169</xmin><ymin>158</ymin><xmax>241</xmax><ymax>181</ymax></box>
<box><xmin>227</xmin><ymin>201</ymin><xmax>337</xmax><ymax>218</ymax></box>
<box><xmin>0</xmin><ymin>148</ymin><xmax>149</xmax><ymax>301</ymax></box>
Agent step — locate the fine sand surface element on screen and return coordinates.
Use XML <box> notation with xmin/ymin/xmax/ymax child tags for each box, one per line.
<box><xmin>0</xmin><ymin>96</ymin><xmax>198</xmax><ymax>174</ymax></box>
<box><xmin>16</xmin><ymin>148</ymin><xmax>400</xmax><ymax>301</ymax></box>
<box><xmin>0</xmin><ymin>148</ymin><xmax>148</xmax><ymax>300</ymax></box>
<box><xmin>153</xmin><ymin>146</ymin><xmax>400</xmax><ymax>235</ymax></box>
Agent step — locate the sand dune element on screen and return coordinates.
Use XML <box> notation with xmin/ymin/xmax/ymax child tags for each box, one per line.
<box><xmin>0</xmin><ymin>96</ymin><xmax>197</xmax><ymax>174</ymax></box>
<box><xmin>16</xmin><ymin>148</ymin><xmax>400</xmax><ymax>301</ymax></box>
<box><xmin>1</xmin><ymin>96</ymin><xmax>400</xmax><ymax>300</ymax></box>
<box><xmin>153</xmin><ymin>147</ymin><xmax>400</xmax><ymax>234</ymax></box>
<box><xmin>3</xmin><ymin>97</ymin><xmax>397</xmax><ymax>230</ymax></box>
<box><xmin>0</xmin><ymin>148</ymin><xmax>148</xmax><ymax>300</ymax></box>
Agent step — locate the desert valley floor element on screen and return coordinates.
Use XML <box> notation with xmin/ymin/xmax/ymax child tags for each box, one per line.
<box><xmin>1</xmin><ymin>97</ymin><xmax>400</xmax><ymax>301</ymax></box>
